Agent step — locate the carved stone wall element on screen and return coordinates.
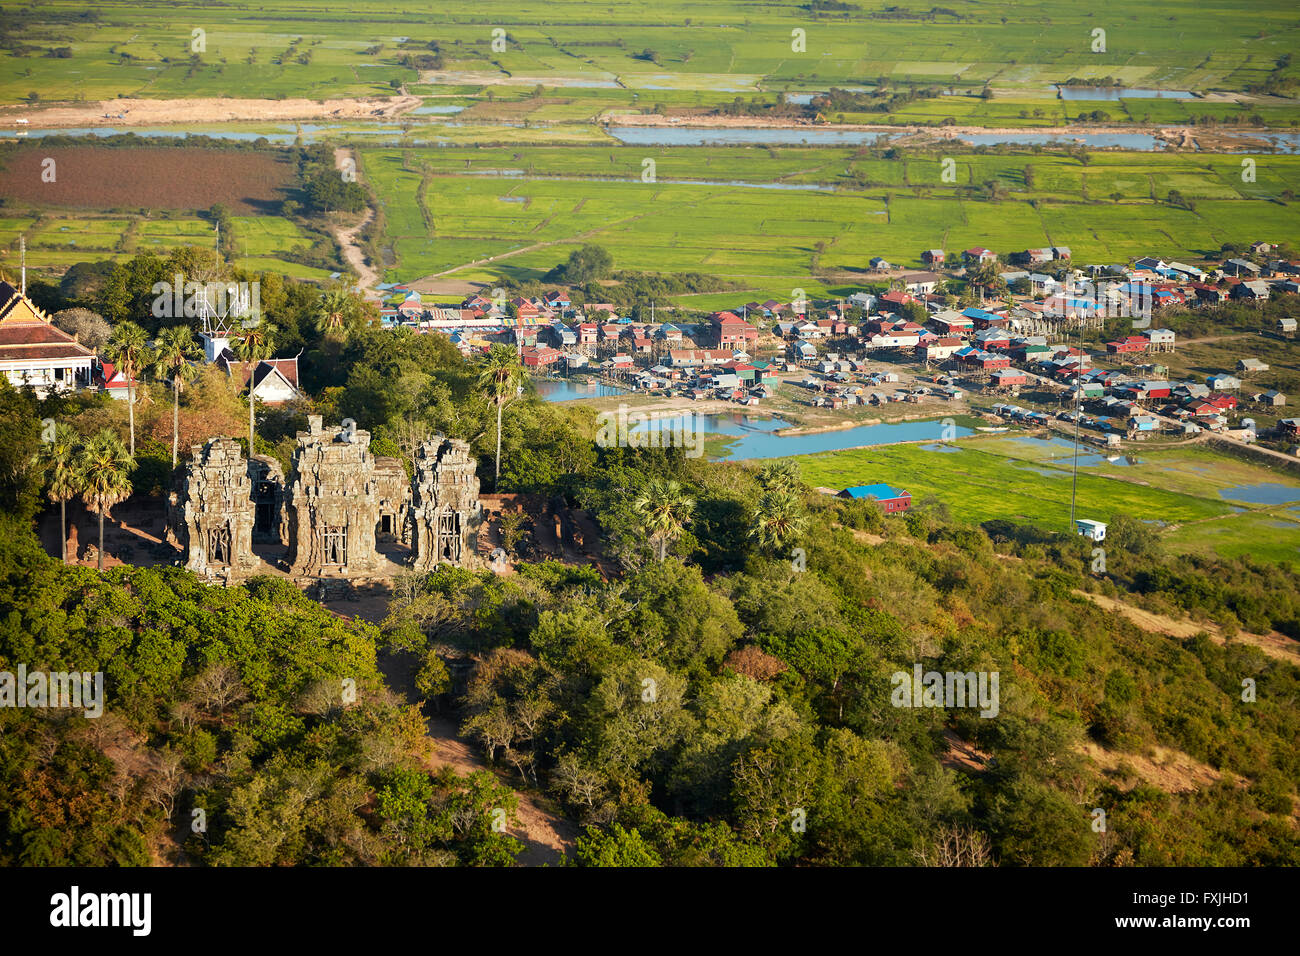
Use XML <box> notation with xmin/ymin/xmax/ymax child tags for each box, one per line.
<box><xmin>176</xmin><ymin>438</ymin><xmax>257</xmax><ymax>578</ymax></box>
<box><xmin>373</xmin><ymin>456</ymin><xmax>412</xmax><ymax>544</ymax></box>
<box><xmin>286</xmin><ymin>414</ymin><xmax>382</xmax><ymax>577</ymax></box>
<box><xmin>410</xmin><ymin>436</ymin><xmax>482</xmax><ymax>570</ymax></box>
<box><xmin>248</xmin><ymin>454</ymin><xmax>288</xmax><ymax>544</ymax></box>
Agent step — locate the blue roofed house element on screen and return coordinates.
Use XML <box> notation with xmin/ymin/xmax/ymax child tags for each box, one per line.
<box><xmin>838</xmin><ymin>483</ymin><xmax>912</xmax><ymax>513</ymax></box>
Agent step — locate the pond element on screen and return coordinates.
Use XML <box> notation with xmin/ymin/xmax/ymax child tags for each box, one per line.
<box><xmin>693</xmin><ymin>416</ymin><xmax>975</xmax><ymax>461</ymax></box>
<box><xmin>534</xmin><ymin>379</ymin><xmax>627</xmax><ymax>402</ymax></box>
<box><xmin>607</xmin><ymin>127</ymin><xmax>894</xmax><ymax>147</ymax></box>
<box><xmin>1217</xmin><ymin>482</ymin><xmax>1300</xmax><ymax>505</ymax></box>
<box><xmin>1056</xmin><ymin>86</ymin><xmax>1194</xmax><ymax>100</ymax></box>
<box><xmin>958</xmin><ymin>131</ymin><xmax>1168</xmax><ymax>150</ymax></box>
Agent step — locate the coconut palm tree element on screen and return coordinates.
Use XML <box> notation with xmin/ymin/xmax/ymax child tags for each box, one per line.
<box><xmin>100</xmin><ymin>321</ymin><xmax>151</xmax><ymax>456</ymax></box>
<box><xmin>149</xmin><ymin>325</ymin><xmax>201</xmax><ymax>467</ymax></box>
<box><xmin>34</xmin><ymin>423</ymin><xmax>80</xmax><ymax>564</ymax></box>
<box><xmin>76</xmin><ymin>430</ymin><xmax>134</xmax><ymax>571</ymax></box>
<box><xmin>749</xmin><ymin>487</ymin><xmax>808</xmax><ymax>554</ymax></box>
<box><xmin>314</xmin><ymin>286</ymin><xmax>359</xmax><ymax>342</ymax></box>
<box><xmin>234</xmin><ymin>324</ymin><xmax>273</xmax><ymax>453</ymax></box>
<box><xmin>476</xmin><ymin>343</ymin><xmax>525</xmax><ymax>491</ymax></box>
<box><xmin>632</xmin><ymin>478</ymin><xmax>696</xmax><ymax>563</ymax></box>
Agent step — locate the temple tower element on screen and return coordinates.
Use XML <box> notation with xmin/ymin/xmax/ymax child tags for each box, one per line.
<box><xmin>410</xmin><ymin>437</ymin><xmax>482</xmax><ymax>570</ymax></box>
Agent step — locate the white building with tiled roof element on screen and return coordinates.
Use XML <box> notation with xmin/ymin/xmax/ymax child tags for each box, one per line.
<box><xmin>0</xmin><ymin>280</ymin><xmax>95</xmax><ymax>396</ymax></box>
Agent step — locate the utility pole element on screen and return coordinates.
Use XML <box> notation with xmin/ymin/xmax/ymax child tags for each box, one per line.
<box><xmin>19</xmin><ymin>235</ymin><xmax>25</xmax><ymax>295</ymax></box>
<box><xmin>1069</xmin><ymin>305</ymin><xmax>1083</xmax><ymax>532</ymax></box>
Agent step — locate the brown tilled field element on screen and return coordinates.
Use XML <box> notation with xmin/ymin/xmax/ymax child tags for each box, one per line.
<box><xmin>0</xmin><ymin>146</ymin><xmax>296</xmax><ymax>214</ymax></box>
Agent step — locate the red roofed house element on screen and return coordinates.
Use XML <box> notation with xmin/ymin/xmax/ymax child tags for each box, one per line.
<box><xmin>1106</xmin><ymin>336</ymin><xmax>1149</xmax><ymax>355</ymax></box>
<box><xmin>710</xmin><ymin>311</ymin><xmax>759</xmax><ymax>348</ymax></box>
<box><xmin>521</xmin><ymin>346</ymin><xmax>561</xmax><ymax>368</ymax></box>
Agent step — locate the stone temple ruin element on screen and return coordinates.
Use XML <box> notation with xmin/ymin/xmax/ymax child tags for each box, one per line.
<box><xmin>410</xmin><ymin>437</ymin><xmax>482</xmax><ymax>571</ymax></box>
<box><xmin>168</xmin><ymin>438</ymin><xmax>257</xmax><ymax>579</ymax></box>
<box><xmin>285</xmin><ymin>416</ymin><xmax>384</xmax><ymax>577</ymax></box>
<box><xmin>167</xmin><ymin>416</ymin><xmax>483</xmax><ymax>584</ymax></box>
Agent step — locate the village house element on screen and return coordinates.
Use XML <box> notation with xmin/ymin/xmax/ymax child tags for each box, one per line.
<box><xmin>839</xmin><ymin>483</ymin><xmax>912</xmax><ymax>513</ymax></box>
<box><xmin>921</xmin><ymin>250</ymin><xmax>945</xmax><ymax>266</ymax></box>
<box><xmin>1223</xmin><ymin>258</ymin><xmax>1262</xmax><ymax>278</ymax></box>
<box><xmin>709</xmin><ymin>311</ymin><xmax>759</xmax><ymax>349</ymax></box>
<box><xmin>1143</xmin><ymin>328</ymin><xmax>1176</xmax><ymax>352</ymax></box>
<box><xmin>900</xmin><ymin>272</ymin><xmax>942</xmax><ymax>296</ymax></box>
<box><xmin>218</xmin><ymin>354</ymin><xmax>302</xmax><ymax>405</ymax></box>
<box><xmin>963</xmin><ymin>248</ymin><xmax>997</xmax><ymax>266</ymax></box>
<box><xmin>1231</xmin><ymin>280</ymin><xmax>1270</xmax><ymax>301</ymax></box>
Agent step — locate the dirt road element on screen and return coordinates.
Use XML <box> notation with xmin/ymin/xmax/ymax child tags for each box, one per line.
<box><xmin>4</xmin><ymin>95</ymin><xmax>421</xmax><ymax>128</ymax></box>
<box><xmin>332</xmin><ymin>147</ymin><xmax>380</xmax><ymax>294</ymax></box>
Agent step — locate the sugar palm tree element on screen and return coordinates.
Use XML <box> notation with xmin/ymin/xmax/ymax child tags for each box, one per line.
<box><xmin>34</xmin><ymin>423</ymin><xmax>80</xmax><ymax>564</ymax></box>
<box><xmin>100</xmin><ymin>321</ymin><xmax>151</xmax><ymax>456</ymax></box>
<box><xmin>749</xmin><ymin>487</ymin><xmax>808</xmax><ymax>554</ymax></box>
<box><xmin>632</xmin><ymin>478</ymin><xmax>695</xmax><ymax>563</ymax></box>
<box><xmin>314</xmin><ymin>286</ymin><xmax>359</xmax><ymax>342</ymax></box>
<box><xmin>149</xmin><ymin>325</ymin><xmax>201</xmax><ymax>467</ymax></box>
<box><xmin>76</xmin><ymin>430</ymin><xmax>134</xmax><ymax>572</ymax></box>
<box><xmin>234</xmin><ymin>324</ymin><xmax>273</xmax><ymax>453</ymax></box>
<box><xmin>476</xmin><ymin>344</ymin><xmax>525</xmax><ymax>491</ymax></box>
<box><xmin>757</xmin><ymin>459</ymin><xmax>801</xmax><ymax>495</ymax></box>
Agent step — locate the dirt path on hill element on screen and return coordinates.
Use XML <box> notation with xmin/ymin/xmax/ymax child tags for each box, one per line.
<box><xmin>377</xmin><ymin>652</ymin><xmax>578</xmax><ymax>866</ymax></box>
<box><xmin>2</xmin><ymin>95</ymin><xmax>421</xmax><ymax>128</ymax></box>
<box><xmin>1074</xmin><ymin>589</ymin><xmax>1300</xmax><ymax>665</ymax></box>
<box><xmin>332</xmin><ymin>147</ymin><xmax>380</xmax><ymax>294</ymax></box>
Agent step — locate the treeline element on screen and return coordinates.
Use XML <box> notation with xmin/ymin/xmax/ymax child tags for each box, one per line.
<box><xmin>0</xmin><ymin>527</ymin><xmax>522</xmax><ymax>865</ymax></box>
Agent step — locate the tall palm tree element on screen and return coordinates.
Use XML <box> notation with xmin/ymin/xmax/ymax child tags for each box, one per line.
<box><xmin>149</xmin><ymin>325</ymin><xmax>201</xmax><ymax>467</ymax></box>
<box><xmin>234</xmin><ymin>324</ymin><xmax>273</xmax><ymax>453</ymax></box>
<box><xmin>749</xmin><ymin>487</ymin><xmax>808</xmax><ymax>554</ymax></box>
<box><xmin>314</xmin><ymin>286</ymin><xmax>358</xmax><ymax>342</ymax></box>
<box><xmin>76</xmin><ymin>430</ymin><xmax>134</xmax><ymax>572</ymax></box>
<box><xmin>101</xmin><ymin>321</ymin><xmax>151</xmax><ymax>456</ymax></box>
<box><xmin>632</xmin><ymin>478</ymin><xmax>695</xmax><ymax>563</ymax></box>
<box><xmin>970</xmin><ymin>260</ymin><xmax>1002</xmax><ymax>305</ymax></box>
<box><xmin>34</xmin><ymin>423</ymin><xmax>80</xmax><ymax>564</ymax></box>
<box><xmin>476</xmin><ymin>344</ymin><xmax>525</xmax><ymax>491</ymax></box>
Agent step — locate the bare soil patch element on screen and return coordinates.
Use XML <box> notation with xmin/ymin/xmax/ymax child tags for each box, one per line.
<box><xmin>0</xmin><ymin>146</ymin><xmax>295</xmax><ymax>214</ymax></box>
<box><xmin>1075</xmin><ymin>590</ymin><xmax>1300</xmax><ymax>666</ymax></box>
<box><xmin>1081</xmin><ymin>741</ymin><xmax>1233</xmax><ymax>794</ymax></box>
<box><xmin>2</xmin><ymin>96</ymin><xmax>420</xmax><ymax>129</ymax></box>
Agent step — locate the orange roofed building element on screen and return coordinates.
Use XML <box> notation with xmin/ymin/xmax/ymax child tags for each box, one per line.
<box><xmin>0</xmin><ymin>280</ymin><xmax>95</xmax><ymax>397</ymax></box>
